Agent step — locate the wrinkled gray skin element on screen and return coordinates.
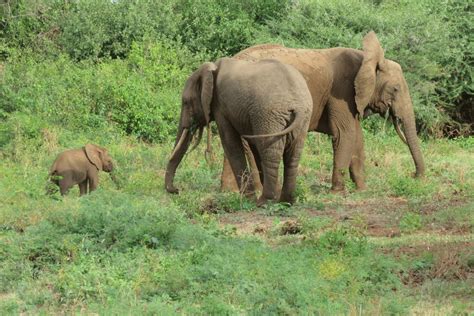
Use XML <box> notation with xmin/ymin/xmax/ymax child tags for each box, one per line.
<box><xmin>221</xmin><ymin>31</ymin><xmax>425</xmax><ymax>192</ymax></box>
<box><xmin>48</xmin><ymin>144</ymin><xmax>114</xmax><ymax>196</ymax></box>
<box><xmin>165</xmin><ymin>58</ymin><xmax>312</xmax><ymax>205</ymax></box>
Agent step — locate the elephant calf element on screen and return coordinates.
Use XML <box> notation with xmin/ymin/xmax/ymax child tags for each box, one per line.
<box><xmin>165</xmin><ymin>57</ymin><xmax>312</xmax><ymax>205</ymax></box>
<box><xmin>48</xmin><ymin>144</ymin><xmax>114</xmax><ymax>196</ymax></box>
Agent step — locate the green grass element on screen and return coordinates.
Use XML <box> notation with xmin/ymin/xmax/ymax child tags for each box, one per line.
<box><xmin>1</xmin><ymin>1</ymin><xmax>472</xmax><ymax>313</ymax></box>
<box><xmin>1</xmin><ymin>128</ymin><xmax>473</xmax><ymax>314</ymax></box>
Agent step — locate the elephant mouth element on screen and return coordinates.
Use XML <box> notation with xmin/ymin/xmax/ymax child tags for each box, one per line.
<box><xmin>104</xmin><ymin>165</ymin><xmax>113</xmax><ymax>173</ymax></box>
<box><xmin>363</xmin><ymin>108</ymin><xmax>373</xmax><ymax>119</ymax></box>
<box><xmin>373</xmin><ymin>102</ymin><xmax>390</xmax><ymax>116</ymax></box>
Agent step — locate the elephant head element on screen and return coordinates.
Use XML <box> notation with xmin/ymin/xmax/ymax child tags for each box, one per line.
<box><xmin>85</xmin><ymin>144</ymin><xmax>114</xmax><ymax>173</ymax></box>
<box><xmin>354</xmin><ymin>32</ymin><xmax>425</xmax><ymax>177</ymax></box>
<box><xmin>165</xmin><ymin>62</ymin><xmax>217</xmax><ymax>193</ymax></box>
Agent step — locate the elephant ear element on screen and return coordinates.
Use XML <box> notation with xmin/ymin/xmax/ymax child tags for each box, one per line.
<box><xmin>354</xmin><ymin>31</ymin><xmax>385</xmax><ymax>118</ymax></box>
<box><xmin>84</xmin><ymin>144</ymin><xmax>103</xmax><ymax>171</ymax></box>
<box><xmin>199</xmin><ymin>62</ymin><xmax>217</xmax><ymax>124</ymax></box>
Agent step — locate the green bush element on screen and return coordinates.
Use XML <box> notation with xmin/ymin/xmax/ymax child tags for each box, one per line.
<box><xmin>399</xmin><ymin>211</ymin><xmax>423</xmax><ymax>233</ymax></box>
<box><xmin>309</xmin><ymin>224</ymin><xmax>368</xmax><ymax>256</ymax></box>
<box><xmin>0</xmin><ymin>39</ymin><xmax>197</xmax><ymax>142</ymax></box>
<box><xmin>1</xmin><ymin>0</ymin><xmax>471</xmax><ymax>137</ymax></box>
<box><xmin>258</xmin><ymin>0</ymin><xmax>472</xmax><ymax>135</ymax></box>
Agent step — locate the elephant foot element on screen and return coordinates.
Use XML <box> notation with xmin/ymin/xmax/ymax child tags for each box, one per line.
<box><xmin>413</xmin><ymin>171</ymin><xmax>425</xmax><ymax>179</ymax></box>
<box><xmin>166</xmin><ymin>185</ymin><xmax>179</xmax><ymax>194</ymax></box>
<box><xmin>256</xmin><ymin>195</ymin><xmax>271</xmax><ymax>207</ymax></box>
<box><xmin>256</xmin><ymin>196</ymin><xmax>266</xmax><ymax>207</ymax></box>
<box><xmin>355</xmin><ymin>184</ymin><xmax>367</xmax><ymax>191</ymax></box>
<box><xmin>278</xmin><ymin>194</ymin><xmax>295</xmax><ymax>205</ymax></box>
<box><xmin>329</xmin><ymin>186</ymin><xmax>345</xmax><ymax>194</ymax></box>
<box><xmin>243</xmin><ymin>192</ymin><xmax>257</xmax><ymax>204</ymax></box>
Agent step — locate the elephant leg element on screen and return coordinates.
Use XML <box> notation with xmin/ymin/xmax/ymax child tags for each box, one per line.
<box><xmin>248</xmin><ymin>140</ymin><xmax>283</xmax><ymax>197</ymax></box>
<box><xmin>242</xmin><ymin>139</ymin><xmax>263</xmax><ymax>192</ymax></box>
<box><xmin>246</xmin><ymin>141</ymin><xmax>264</xmax><ymax>185</ymax></box>
<box><xmin>280</xmin><ymin>136</ymin><xmax>306</xmax><ymax>204</ymax></box>
<box><xmin>221</xmin><ymin>156</ymin><xmax>239</xmax><ymax>192</ymax></box>
<box><xmin>59</xmin><ymin>184</ymin><xmax>70</xmax><ymax>196</ymax></box>
<box><xmin>328</xmin><ymin>101</ymin><xmax>356</xmax><ymax>192</ymax></box>
<box><xmin>58</xmin><ymin>174</ymin><xmax>72</xmax><ymax>196</ymax></box>
<box><xmin>221</xmin><ymin>143</ymin><xmax>262</xmax><ymax>192</ymax></box>
<box><xmin>257</xmin><ymin>138</ymin><xmax>285</xmax><ymax>206</ymax></box>
<box><xmin>349</xmin><ymin>120</ymin><xmax>367</xmax><ymax>190</ymax></box>
<box><xmin>88</xmin><ymin>174</ymin><xmax>98</xmax><ymax>193</ymax></box>
<box><xmin>79</xmin><ymin>180</ymin><xmax>88</xmax><ymax>196</ymax></box>
<box><xmin>217</xmin><ymin>120</ymin><xmax>255</xmax><ymax>197</ymax></box>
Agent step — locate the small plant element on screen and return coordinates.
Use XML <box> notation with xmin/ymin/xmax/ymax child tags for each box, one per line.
<box><xmin>309</xmin><ymin>224</ymin><xmax>367</xmax><ymax>256</ymax></box>
<box><xmin>389</xmin><ymin>175</ymin><xmax>432</xmax><ymax>198</ymax></box>
<box><xmin>262</xmin><ymin>201</ymin><xmax>293</xmax><ymax>216</ymax></box>
<box><xmin>297</xmin><ymin>215</ymin><xmax>332</xmax><ymax>235</ymax></box>
<box><xmin>318</xmin><ymin>257</ymin><xmax>346</xmax><ymax>280</ymax></box>
<box><xmin>399</xmin><ymin>212</ymin><xmax>423</xmax><ymax>233</ymax></box>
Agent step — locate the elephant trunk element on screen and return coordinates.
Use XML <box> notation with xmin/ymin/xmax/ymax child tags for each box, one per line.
<box><xmin>395</xmin><ymin>106</ymin><xmax>425</xmax><ymax>178</ymax></box>
<box><xmin>165</xmin><ymin>126</ymin><xmax>193</xmax><ymax>194</ymax></box>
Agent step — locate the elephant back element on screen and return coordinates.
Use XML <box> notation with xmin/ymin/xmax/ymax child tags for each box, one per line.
<box><xmin>234</xmin><ymin>44</ymin><xmax>285</xmax><ymax>62</ymax></box>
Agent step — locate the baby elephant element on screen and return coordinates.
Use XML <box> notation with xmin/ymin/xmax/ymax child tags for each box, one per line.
<box><xmin>48</xmin><ymin>144</ymin><xmax>114</xmax><ymax>196</ymax></box>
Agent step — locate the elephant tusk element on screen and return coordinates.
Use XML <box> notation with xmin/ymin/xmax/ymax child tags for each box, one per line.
<box><xmin>393</xmin><ymin>117</ymin><xmax>408</xmax><ymax>145</ymax></box>
<box><xmin>169</xmin><ymin>128</ymin><xmax>189</xmax><ymax>161</ymax></box>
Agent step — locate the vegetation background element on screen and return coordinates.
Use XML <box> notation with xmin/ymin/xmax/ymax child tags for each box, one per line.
<box><xmin>0</xmin><ymin>0</ymin><xmax>473</xmax><ymax>314</ymax></box>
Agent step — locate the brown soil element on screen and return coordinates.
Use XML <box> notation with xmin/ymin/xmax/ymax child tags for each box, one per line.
<box><xmin>217</xmin><ymin>197</ymin><xmax>471</xmax><ymax>238</ymax></box>
<box><xmin>381</xmin><ymin>242</ymin><xmax>474</xmax><ymax>286</ymax></box>
<box><xmin>219</xmin><ymin>212</ymin><xmax>275</xmax><ymax>236</ymax></box>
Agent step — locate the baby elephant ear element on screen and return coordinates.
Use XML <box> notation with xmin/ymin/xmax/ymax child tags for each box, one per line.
<box><xmin>85</xmin><ymin>144</ymin><xmax>103</xmax><ymax>171</ymax></box>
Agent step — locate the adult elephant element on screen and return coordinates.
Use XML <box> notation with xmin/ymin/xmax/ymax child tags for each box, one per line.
<box><xmin>165</xmin><ymin>58</ymin><xmax>312</xmax><ymax>205</ymax></box>
<box><xmin>221</xmin><ymin>31</ymin><xmax>425</xmax><ymax>192</ymax></box>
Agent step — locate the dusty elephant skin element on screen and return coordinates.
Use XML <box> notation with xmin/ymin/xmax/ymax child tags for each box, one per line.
<box><xmin>221</xmin><ymin>31</ymin><xmax>425</xmax><ymax>193</ymax></box>
<box><xmin>48</xmin><ymin>144</ymin><xmax>114</xmax><ymax>196</ymax></box>
<box><xmin>165</xmin><ymin>58</ymin><xmax>312</xmax><ymax>205</ymax></box>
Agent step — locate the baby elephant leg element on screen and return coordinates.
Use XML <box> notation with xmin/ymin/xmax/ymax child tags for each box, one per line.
<box><xmin>79</xmin><ymin>180</ymin><xmax>88</xmax><ymax>196</ymax></box>
<box><xmin>58</xmin><ymin>177</ymin><xmax>72</xmax><ymax>196</ymax></box>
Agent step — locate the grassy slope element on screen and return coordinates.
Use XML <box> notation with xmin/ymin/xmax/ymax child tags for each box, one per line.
<box><xmin>0</xmin><ymin>126</ymin><xmax>473</xmax><ymax>314</ymax></box>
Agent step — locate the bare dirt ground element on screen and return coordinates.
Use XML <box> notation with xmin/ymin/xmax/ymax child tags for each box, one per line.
<box><xmin>217</xmin><ymin>197</ymin><xmax>472</xmax><ymax>238</ymax></box>
<box><xmin>382</xmin><ymin>242</ymin><xmax>474</xmax><ymax>286</ymax></box>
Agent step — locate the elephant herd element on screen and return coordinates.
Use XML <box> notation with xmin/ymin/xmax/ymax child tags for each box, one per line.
<box><xmin>49</xmin><ymin>32</ymin><xmax>425</xmax><ymax>205</ymax></box>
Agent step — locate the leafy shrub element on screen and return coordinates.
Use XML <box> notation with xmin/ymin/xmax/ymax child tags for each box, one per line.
<box><xmin>389</xmin><ymin>174</ymin><xmax>433</xmax><ymax>198</ymax></box>
<box><xmin>1</xmin><ymin>0</ymin><xmax>471</xmax><ymax>136</ymax></box>
<box><xmin>2</xmin><ymin>0</ymin><xmax>181</xmax><ymax>60</ymax></box>
<box><xmin>308</xmin><ymin>225</ymin><xmax>368</xmax><ymax>256</ymax></box>
<box><xmin>259</xmin><ymin>0</ymin><xmax>472</xmax><ymax>136</ymax></box>
<box><xmin>399</xmin><ymin>212</ymin><xmax>423</xmax><ymax>233</ymax></box>
<box><xmin>47</xmin><ymin>192</ymin><xmax>184</xmax><ymax>251</ymax></box>
<box><xmin>0</xmin><ymin>39</ymin><xmax>196</xmax><ymax>142</ymax></box>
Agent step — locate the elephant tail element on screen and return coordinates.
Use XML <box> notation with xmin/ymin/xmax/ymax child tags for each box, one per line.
<box><xmin>242</xmin><ymin>111</ymin><xmax>303</xmax><ymax>139</ymax></box>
